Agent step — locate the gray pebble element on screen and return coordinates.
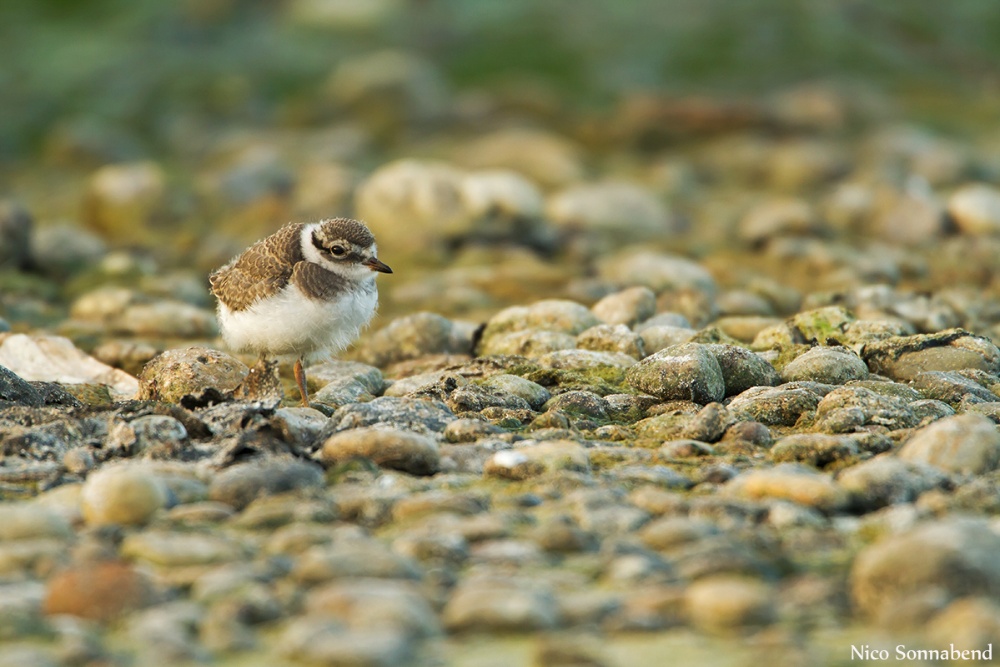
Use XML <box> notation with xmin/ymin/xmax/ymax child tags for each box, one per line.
<box><xmin>625</xmin><ymin>343</ymin><xmax>724</xmax><ymax>404</ymax></box>
<box><xmin>898</xmin><ymin>413</ymin><xmax>1000</xmax><ymax>474</ymax></box>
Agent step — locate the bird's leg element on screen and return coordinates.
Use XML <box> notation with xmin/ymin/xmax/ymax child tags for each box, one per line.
<box><xmin>293</xmin><ymin>357</ymin><xmax>310</xmax><ymax>407</ymax></box>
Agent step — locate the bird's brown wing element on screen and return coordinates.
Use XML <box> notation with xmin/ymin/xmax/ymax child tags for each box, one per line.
<box><xmin>209</xmin><ymin>223</ymin><xmax>305</xmax><ymax>311</ymax></box>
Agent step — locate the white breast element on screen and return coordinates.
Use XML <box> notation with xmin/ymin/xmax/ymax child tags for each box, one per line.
<box><xmin>217</xmin><ymin>278</ymin><xmax>378</xmax><ymax>359</ymax></box>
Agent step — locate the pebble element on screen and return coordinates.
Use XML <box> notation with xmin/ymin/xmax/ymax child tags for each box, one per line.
<box><xmin>0</xmin><ymin>334</ymin><xmax>138</xmax><ymax>400</ymax></box>
<box><xmin>851</xmin><ymin>517</ymin><xmax>1000</xmax><ymax>626</ymax></box>
<box><xmin>576</xmin><ymin>323</ymin><xmax>645</xmax><ymax>358</ymax></box>
<box><xmin>319</xmin><ymin>427</ymin><xmax>440</xmax><ymax>475</ymax></box>
<box><xmin>684</xmin><ymin>575</ymin><xmax>775</xmax><ymax>634</ymax></box>
<box><xmin>483</xmin><ymin>440</ymin><xmax>590</xmax><ymax>480</ymax></box>
<box><xmin>722</xmin><ymin>464</ymin><xmax>849</xmax><ymax>512</ymax></box>
<box><xmin>625</xmin><ymin>343</ymin><xmax>725</xmax><ymax>404</ymax></box>
<box><xmin>862</xmin><ymin>329</ymin><xmax>1000</xmax><ymax>381</ymax></box>
<box><xmin>480</xmin><ymin>374</ymin><xmax>550</xmax><ymax>410</ymax></box>
<box><xmin>727</xmin><ymin>385</ymin><xmax>822</xmax><ymax>426</ymax></box>
<box><xmin>279</xmin><ymin>617</ymin><xmax>416</xmax><ymax>667</ymax></box>
<box><xmin>597</xmin><ymin>250</ymin><xmax>717</xmax><ymax>295</ymax></box>
<box><xmin>325</xmin><ymin>396</ymin><xmax>456</xmax><ymax>436</ymax></box>
<box><xmin>0</xmin><ymin>200</ymin><xmax>34</xmax><ymax>270</ymax></box>
<box><xmin>738</xmin><ymin>198</ymin><xmax>818</xmax><ymax>245</ymax></box>
<box><xmin>121</xmin><ymin>530</ymin><xmax>244</xmax><ymax>567</ymax></box>
<box><xmin>0</xmin><ymin>504</ymin><xmax>72</xmax><ymax>542</ymax></box>
<box><xmin>355</xmin><ymin>312</ymin><xmax>468</xmax><ymax>367</ymax></box>
<box><xmin>898</xmin><ymin>413</ymin><xmax>1000</xmax><ymax>474</ymax></box>
<box><xmin>307</xmin><ymin>579</ymin><xmax>439</xmax><ymax>638</ymax></box>
<box><xmin>292</xmin><ymin>539</ymin><xmax>422</xmax><ymax>583</ymax></box>
<box><xmin>137</xmin><ymin>347</ymin><xmax>247</xmax><ymax>403</ymax></box>
<box><xmin>780</xmin><ymin>345</ymin><xmax>869</xmax><ymax>384</ymax></box>
<box><xmin>455</xmin><ymin>128</ymin><xmax>584</xmax><ymax>189</ymax></box>
<box><xmin>80</xmin><ymin>465</ymin><xmax>170</xmax><ymax>526</ymax></box>
<box><xmin>947</xmin><ymin>183</ymin><xmax>1000</xmax><ymax>235</ymax></box>
<box><xmin>442</xmin><ymin>577</ymin><xmax>561</xmax><ymax>631</ymax></box>
<box><xmin>208</xmin><ymin>459</ymin><xmax>325</xmax><ymax>510</ymax></box>
<box><xmin>83</xmin><ymin>161</ymin><xmax>166</xmax><ymax>243</ymax></box>
<box><xmin>703</xmin><ymin>343</ymin><xmax>780</xmax><ymax>396</ymax></box>
<box><xmin>43</xmin><ymin>560</ymin><xmax>154</xmax><ymax>622</ymax></box>
<box><xmin>592</xmin><ymin>286</ymin><xmax>657</xmax><ymax>327</ymax></box>
<box><xmin>837</xmin><ymin>456</ymin><xmax>948</xmax><ymax>510</ymax></box>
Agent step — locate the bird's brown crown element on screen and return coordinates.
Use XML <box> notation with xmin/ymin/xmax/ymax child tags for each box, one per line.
<box><xmin>313</xmin><ymin>218</ymin><xmax>375</xmax><ymax>248</ymax></box>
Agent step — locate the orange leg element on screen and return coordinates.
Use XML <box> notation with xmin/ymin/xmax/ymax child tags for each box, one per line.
<box><xmin>293</xmin><ymin>357</ymin><xmax>310</xmax><ymax>407</ymax></box>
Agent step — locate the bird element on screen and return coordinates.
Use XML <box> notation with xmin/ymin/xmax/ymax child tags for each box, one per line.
<box><xmin>209</xmin><ymin>218</ymin><xmax>392</xmax><ymax>407</ymax></box>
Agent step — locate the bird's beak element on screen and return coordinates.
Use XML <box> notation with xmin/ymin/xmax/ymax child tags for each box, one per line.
<box><xmin>363</xmin><ymin>257</ymin><xmax>393</xmax><ymax>274</ymax></box>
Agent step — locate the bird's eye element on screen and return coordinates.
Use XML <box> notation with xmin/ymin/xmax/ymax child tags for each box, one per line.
<box><xmin>330</xmin><ymin>245</ymin><xmax>346</xmax><ymax>256</ymax></box>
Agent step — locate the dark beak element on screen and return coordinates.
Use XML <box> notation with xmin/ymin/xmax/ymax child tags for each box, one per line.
<box><xmin>363</xmin><ymin>257</ymin><xmax>393</xmax><ymax>274</ymax></box>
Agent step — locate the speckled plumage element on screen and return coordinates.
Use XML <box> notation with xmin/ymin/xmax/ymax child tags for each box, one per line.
<box><xmin>209</xmin><ymin>218</ymin><xmax>391</xmax><ymax>363</ymax></box>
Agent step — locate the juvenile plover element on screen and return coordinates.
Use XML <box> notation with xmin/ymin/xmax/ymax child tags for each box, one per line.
<box><xmin>209</xmin><ymin>218</ymin><xmax>392</xmax><ymax>406</ymax></box>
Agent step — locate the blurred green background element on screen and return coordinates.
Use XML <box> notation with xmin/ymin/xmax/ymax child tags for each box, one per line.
<box><xmin>2</xmin><ymin>0</ymin><xmax>998</xmax><ymax>163</ymax></box>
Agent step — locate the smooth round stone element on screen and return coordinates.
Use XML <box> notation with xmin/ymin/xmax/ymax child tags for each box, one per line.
<box><xmin>0</xmin><ymin>200</ymin><xmax>34</xmax><ymax>270</ymax></box>
<box><xmin>862</xmin><ymin>329</ymin><xmax>1000</xmax><ymax>381</ymax></box>
<box><xmin>83</xmin><ymin>161</ymin><xmax>166</xmax><ymax>243</ymax></box>
<box><xmin>354</xmin><ymin>159</ymin><xmax>470</xmax><ymax>260</ymax></box>
<box><xmin>121</xmin><ymin>531</ymin><xmax>243</xmax><ymax>567</ymax></box>
<box><xmin>703</xmin><ymin>344</ymin><xmax>779</xmax><ymax>396</ymax></box>
<box><xmin>838</xmin><ymin>456</ymin><xmax>948</xmax><ymax>511</ymax></box>
<box><xmin>478</xmin><ymin>329</ymin><xmax>577</xmax><ymax>357</ymax></box>
<box><xmin>625</xmin><ymin>343</ymin><xmax>724</xmax><ymax>404</ymax></box>
<box><xmin>597</xmin><ymin>250</ymin><xmax>717</xmax><ymax>295</ymax></box>
<box><xmin>639</xmin><ymin>325</ymin><xmax>697</xmax><ymax>354</ymax></box>
<box><xmin>543</xmin><ymin>391</ymin><xmax>608</xmax><ymax>420</ymax></box>
<box><xmin>851</xmin><ymin>518</ymin><xmax>1000</xmax><ymax>625</ymax></box>
<box><xmin>480</xmin><ymin>374</ymin><xmax>550</xmax><ymax>411</ymax></box>
<box><xmin>292</xmin><ymin>540</ymin><xmax>422</xmax><ymax>583</ymax></box>
<box><xmin>898</xmin><ymin>413</ymin><xmax>1000</xmax><ymax>474</ymax></box>
<box><xmin>738</xmin><ymin>198</ymin><xmax>818</xmax><ymax>245</ymax></box>
<box><xmin>814</xmin><ymin>385</ymin><xmax>919</xmax><ymax>432</ymax></box>
<box><xmin>31</xmin><ymin>224</ymin><xmax>107</xmax><ymax>276</ymax></box>
<box><xmin>208</xmin><ymin>459</ymin><xmax>324</xmax><ymax>511</ymax></box>
<box><xmin>483</xmin><ymin>299</ymin><xmax>600</xmax><ymax>339</ymax></box>
<box><xmin>948</xmin><ymin>183</ymin><xmax>1000</xmax><ymax>235</ymax></box>
<box><xmin>780</xmin><ymin>346</ymin><xmax>869</xmax><ymax>384</ymax></box>
<box><xmin>714</xmin><ymin>291</ymin><xmax>776</xmax><ymax>317</ymax></box>
<box><xmin>727</xmin><ymin>385</ymin><xmax>822</xmax><ymax>426</ymax></box>
<box><xmin>383</xmin><ymin>370</ymin><xmax>468</xmax><ymax>398</ymax></box>
<box><xmin>354</xmin><ymin>312</ymin><xmax>463</xmax><ymax>367</ymax></box>
<box><xmin>326</xmin><ymin>397</ymin><xmax>456</xmax><ymax>436</ymax></box>
<box><xmin>768</xmin><ymin>433</ymin><xmax>859</xmax><ymax>467</ymax></box>
<box><xmin>547</xmin><ymin>181</ymin><xmax>677</xmax><ymax>251</ymax></box>
<box><xmin>592</xmin><ymin>286</ymin><xmax>657</xmax><ymax>327</ymax></box>
<box><xmin>483</xmin><ymin>440</ymin><xmax>590</xmax><ymax>481</ymax></box>
<box><xmin>442</xmin><ymin>579</ymin><xmax>560</xmax><ymax>631</ymax></box>
<box><xmin>576</xmin><ymin>323</ymin><xmax>645</xmax><ymax>358</ymax></box>
<box><xmin>461</xmin><ymin>169</ymin><xmax>546</xmax><ymax>220</ymax></box>
<box><xmin>0</xmin><ymin>505</ymin><xmax>72</xmax><ymax>542</ymax></box>
<box><xmin>80</xmin><ymin>466</ymin><xmax>169</xmax><ymax>527</ymax></box>
<box><xmin>137</xmin><ymin>347</ymin><xmax>247</xmax><ymax>403</ymax></box>
<box><xmin>454</xmin><ymin>128</ymin><xmax>584</xmax><ymax>189</ymax></box>
<box><xmin>685</xmin><ymin>575</ymin><xmax>775</xmax><ymax>634</ymax></box>
<box><xmin>926</xmin><ymin>597</ymin><xmax>1000</xmax><ymax>651</ymax></box>
<box><xmin>117</xmin><ymin>302</ymin><xmax>217</xmax><ymax>338</ymax></box>
<box><xmin>306</xmin><ymin>578</ymin><xmax>439</xmax><ymax>637</ymax></box>
<box><xmin>320</xmin><ymin>427</ymin><xmax>440</xmax><ymax>475</ymax></box>
<box><xmin>43</xmin><ymin>561</ymin><xmax>153</xmax><ymax>622</ymax></box>
<box><xmin>279</xmin><ymin>618</ymin><xmax>416</xmax><ymax>667</ymax></box>
<box><xmin>722</xmin><ymin>463</ymin><xmax>849</xmax><ymax>512</ymax></box>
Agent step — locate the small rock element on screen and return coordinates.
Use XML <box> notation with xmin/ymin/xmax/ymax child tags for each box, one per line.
<box><xmin>851</xmin><ymin>518</ymin><xmax>1000</xmax><ymax>626</ymax></box>
<box><xmin>137</xmin><ymin>347</ymin><xmax>247</xmax><ymax>403</ymax></box>
<box><xmin>83</xmin><ymin>161</ymin><xmax>166</xmax><ymax>243</ymax></box>
<box><xmin>305</xmin><ymin>578</ymin><xmax>439</xmax><ymax>638</ymax></box>
<box><xmin>0</xmin><ymin>365</ymin><xmax>44</xmax><ymax>407</ymax></box>
<box><xmin>480</xmin><ymin>374</ymin><xmax>550</xmax><ymax>410</ymax></box>
<box><xmin>455</xmin><ymin>128</ymin><xmax>584</xmax><ymax>189</ymax></box>
<box><xmin>685</xmin><ymin>575</ymin><xmax>775</xmax><ymax>634</ymax></box>
<box><xmin>576</xmin><ymin>323</ymin><xmax>645</xmax><ymax>358</ymax></box>
<box><xmin>320</xmin><ymin>427</ymin><xmax>440</xmax><ymax>475</ymax></box>
<box><xmin>0</xmin><ymin>334</ymin><xmax>138</xmax><ymax>400</ymax></box>
<box><xmin>208</xmin><ymin>459</ymin><xmax>324</xmax><ymax>510</ymax></box>
<box><xmin>0</xmin><ymin>200</ymin><xmax>34</xmax><ymax>270</ymax></box>
<box><xmin>483</xmin><ymin>440</ymin><xmax>590</xmax><ymax>480</ymax></box>
<box><xmin>292</xmin><ymin>539</ymin><xmax>422</xmax><ymax>583</ymax></box>
<box><xmin>597</xmin><ymin>250</ymin><xmax>717</xmax><ymax>295</ymax></box>
<box><xmin>898</xmin><ymin>413</ymin><xmax>1000</xmax><ymax>474</ymax></box>
<box><xmin>769</xmin><ymin>433</ymin><xmax>859</xmax><ymax>467</ymax></box>
<box><xmin>838</xmin><ymin>456</ymin><xmax>948</xmax><ymax>511</ymax></box>
<box><xmin>0</xmin><ymin>504</ymin><xmax>72</xmax><ymax>542</ymax></box>
<box><xmin>80</xmin><ymin>465</ymin><xmax>170</xmax><ymax>526</ymax></box>
<box><xmin>543</xmin><ymin>391</ymin><xmax>608</xmax><ymax>420</ymax></box>
<box><xmin>121</xmin><ymin>531</ymin><xmax>243</xmax><ymax>567</ymax></box>
<box><xmin>948</xmin><ymin>183</ymin><xmax>1000</xmax><ymax>235</ymax></box>
<box><xmin>443</xmin><ymin>578</ymin><xmax>560</xmax><ymax>631</ymax></box>
<box><xmin>31</xmin><ymin>224</ymin><xmax>107</xmax><ymax>276</ymax></box>
<box><xmin>625</xmin><ymin>343</ymin><xmax>724</xmax><ymax>404</ymax></box>
<box><xmin>703</xmin><ymin>344</ymin><xmax>779</xmax><ymax>396</ymax></box>
<box><xmin>780</xmin><ymin>346</ymin><xmax>869</xmax><ymax>384</ymax></box>
<box><xmin>722</xmin><ymin>464</ymin><xmax>848</xmax><ymax>512</ymax></box>
<box><xmin>43</xmin><ymin>561</ymin><xmax>154</xmax><ymax>622</ymax></box>
<box><xmin>739</xmin><ymin>198</ymin><xmax>818</xmax><ymax>245</ymax></box>
<box><xmin>325</xmin><ymin>396</ymin><xmax>456</xmax><ymax>436</ymax></box>
<box><xmin>862</xmin><ymin>329</ymin><xmax>1000</xmax><ymax>381</ymax></box>
<box><xmin>279</xmin><ymin>617</ymin><xmax>415</xmax><ymax>667</ymax></box>
<box><xmin>117</xmin><ymin>302</ymin><xmax>217</xmax><ymax>338</ymax></box>
<box><xmin>592</xmin><ymin>286</ymin><xmax>657</xmax><ymax>327</ymax></box>
<box><xmin>355</xmin><ymin>312</ymin><xmax>467</xmax><ymax>367</ymax></box>
<box><xmin>727</xmin><ymin>385</ymin><xmax>822</xmax><ymax>426</ymax></box>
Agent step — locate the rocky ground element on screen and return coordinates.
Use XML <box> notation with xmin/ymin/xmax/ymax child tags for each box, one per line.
<box><xmin>5</xmin><ymin>4</ymin><xmax>1000</xmax><ymax>667</ymax></box>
